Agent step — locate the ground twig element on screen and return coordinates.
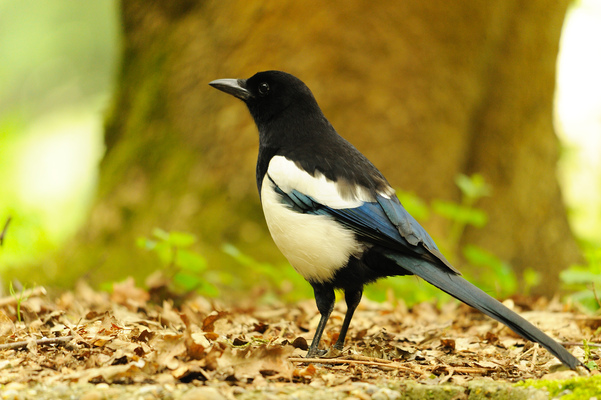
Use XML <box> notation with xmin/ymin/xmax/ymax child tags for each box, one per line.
<box><xmin>288</xmin><ymin>356</ymin><xmax>494</xmax><ymax>375</ymax></box>
<box><xmin>289</xmin><ymin>357</ymin><xmax>418</xmax><ymax>373</ymax></box>
<box><xmin>0</xmin><ymin>336</ymin><xmax>74</xmax><ymax>351</ymax></box>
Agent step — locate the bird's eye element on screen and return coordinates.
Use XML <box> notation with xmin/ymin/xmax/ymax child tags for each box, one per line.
<box><xmin>258</xmin><ymin>82</ymin><xmax>270</xmax><ymax>95</ymax></box>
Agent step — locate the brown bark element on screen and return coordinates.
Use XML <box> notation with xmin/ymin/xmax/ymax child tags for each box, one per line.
<box><xmin>67</xmin><ymin>0</ymin><xmax>579</xmax><ymax>296</ymax></box>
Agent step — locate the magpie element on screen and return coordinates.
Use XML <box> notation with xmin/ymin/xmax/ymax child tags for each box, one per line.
<box><xmin>209</xmin><ymin>70</ymin><xmax>582</xmax><ymax>369</ymax></box>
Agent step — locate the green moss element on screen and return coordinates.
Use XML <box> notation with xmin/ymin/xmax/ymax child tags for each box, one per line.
<box><xmin>517</xmin><ymin>375</ymin><xmax>601</xmax><ymax>399</ymax></box>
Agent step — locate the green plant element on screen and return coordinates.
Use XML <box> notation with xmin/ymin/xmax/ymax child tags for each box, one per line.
<box><xmin>9</xmin><ymin>282</ymin><xmax>30</xmax><ymax>323</ymax></box>
<box><xmin>400</xmin><ymin>174</ymin><xmax>518</xmax><ymax>299</ymax></box>
<box><xmin>462</xmin><ymin>244</ymin><xmax>519</xmax><ymax>297</ymax></box>
<box><xmin>137</xmin><ymin>228</ymin><xmax>220</xmax><ymax>297</ymax></box>
<box><xmin>431</xmin><ymin>173</ymin><xmax>490</xmax><ymax>255</ymax></box>
<box><xmin>582</xmin><ymin>339</ymin><xmax>599</xmax><ymax>370</ymax></box>
<box><xmin>560</xmin><ymin>246</ymin><xmax>601</xmax><ymax>312</ymax></box>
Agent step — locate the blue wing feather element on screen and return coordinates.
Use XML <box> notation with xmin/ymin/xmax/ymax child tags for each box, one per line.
<box><xmin>274</xmin><ymin>181</ymin><xmax>457</xmax><ymax>273</ymax></box>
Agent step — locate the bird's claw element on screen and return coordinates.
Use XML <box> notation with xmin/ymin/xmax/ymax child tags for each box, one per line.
<box><xmin>306</xmin><ymin>347</ymin><xmax>342</xmax><ymax>358</ymax></box>
<box><xmin>305</xmin><ymin>348</ymin><xmax>327</xmax><ymax>358</ymax></box>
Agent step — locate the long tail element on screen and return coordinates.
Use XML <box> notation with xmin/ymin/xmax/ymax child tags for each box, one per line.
<box><xmin>383</xmin><ymin>252</ymin><xmax>583</xmax><ymax>369</ymax></box>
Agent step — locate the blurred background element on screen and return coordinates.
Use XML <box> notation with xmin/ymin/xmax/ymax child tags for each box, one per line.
<box><xmin>0</xmin><ymin>1</ymin><xmax>117</xmax><ymax>268</ymax></box>
<box><xmin>1</xmin><ymin>0</ymin><xmax>600</xmax><ymax>308</ymax></box>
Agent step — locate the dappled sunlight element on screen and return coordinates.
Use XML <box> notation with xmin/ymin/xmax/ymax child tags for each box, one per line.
<box><xmin>14</xmin><ymin>107</ymin><xmax>104</xmax><ymax>240</ymax></box>
<box><xmin>556</xmin><ymin>0</ymin><xmax>601</xmax><ymax>243</ymax></box>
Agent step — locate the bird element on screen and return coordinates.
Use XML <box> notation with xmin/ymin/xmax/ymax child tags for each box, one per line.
<box><xmin>209</xmin><ymin>70</ymin><xmax>583</xmax><ymax>369</ymax></box>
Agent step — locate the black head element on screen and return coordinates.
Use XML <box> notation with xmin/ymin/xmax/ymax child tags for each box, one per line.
<box><xmin>209</xmin><ymin>71</ymin><xmax>322</xmax><ymax>128</ymax></box>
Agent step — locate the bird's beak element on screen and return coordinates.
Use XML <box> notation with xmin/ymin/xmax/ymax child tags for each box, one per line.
<box><xmin>209</xmin><ymin>78</ymin><xmax>252</xmax><ymax>100</ymax></box>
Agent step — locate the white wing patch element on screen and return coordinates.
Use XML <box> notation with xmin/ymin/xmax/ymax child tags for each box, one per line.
<box><xmin>267</xmin><ymin>155</ymin><xmax>375</xmax><ymax>209</ymax></box>
<box><xmin>261</xmin><ymin>174</ymin><xmax>364</xmax><ymax>283</ymax></box>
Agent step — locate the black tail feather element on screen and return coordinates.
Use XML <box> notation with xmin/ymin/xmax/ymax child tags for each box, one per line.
<box><xmin>384</xmin><ymin>252</ymin><xmax>583</xmax><ymax>369</ymax></box>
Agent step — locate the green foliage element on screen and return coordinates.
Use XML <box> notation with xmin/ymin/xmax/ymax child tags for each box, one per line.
<box><xmin>432</xmin><ymin>199</ymin><xmax>488</xmax><ymax>229</ymax></box>
<box><xmin>582</xmin><ymin>339</ymin><xmax>599</xmax><ymax>370</ymax></box>
<box><xmin>517</xmin><ymin>375</ymin><xmax>601</xmax><ymax>400</ymax></box>
<box><xmin>399</xmin><ymin>174</ymin><xmax>518</xmax><ymax>299</ymax></box>
<box><xmin>137</xmin><ymin>228</ymin><xmax>221</xmax><ymax>297</ymax></box>
<box><xmin>433</xmin><ymin>173</ymin><xmax>491</xmax><ymax>253</ymax></box>
<box><xmin>435</xmin><ymin>174</ymin><xmax>521</xmax><ymax>297</ymax></box>
<box><xmin>462</xmin><ymin>244</ymin><xmax>518</xmax><ymax>297</ymax></box>
<box><xmin>560</xmin><ymin>246</ymin><xmax>601</xmax><ymax>312</ymax></box>
<box><xmin>222</xmin><ymin>243</ymin><xmax>313</xmax><ymax>302</ymax></box>
<box><xmin>455</xmin><ymin>173</ymin><xmax>491</xmax><ymax>200</ymax></box>
<box><xmin>364</xmin><ymin>275</ymin><xmax>449</xmax><ymax>305</ymax></box>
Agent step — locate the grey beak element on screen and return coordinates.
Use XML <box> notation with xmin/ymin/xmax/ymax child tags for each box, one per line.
<box><xmin>209</xmin><ymin>78</ymin><xmax>252</xmax><ymax>100</ymax></box>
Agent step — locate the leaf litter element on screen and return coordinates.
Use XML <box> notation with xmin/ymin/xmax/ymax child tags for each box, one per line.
<box><xmin>0</xmin><ymin>277</ymin><xmax>598</xmax><ymax>393</ymax></box>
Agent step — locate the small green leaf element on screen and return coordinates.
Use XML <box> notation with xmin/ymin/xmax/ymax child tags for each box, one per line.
<box><xmin>177</xmin><ymin>249</ymin><xmax>207</xmax><ymax>272</ymax></box>
<box><xmin>455</xmin><ymin>173</ymin><xmax>491</xmax><ymax>200</ymax></box>
<box><xmin>166</xmin><ymin>231</ymin><xmax>197</xmax><ymax>248</ymax></box>
<box><xmin>136</xmin><ymin>237</ymin><xmax>156</xmax><ymax>250</ymax></box>
<box><xmin>150</xmin><ymin>228</ymin><xmax>196</xmax><ymax>247</ymax></box>
<box><xmin>199</xmin><ymin>283</ymin><xmax>220</xmax><ymax>298</ymax></box>
<box><xmin>222</xmin><ymin>243</ymin><xmax>267</xmax><ymax>270</ymax></box>
<box><xmin>222</xmin><ymin>243</ymin><xmax>240</xmax><ymax>258</ymax></box>
<box><xmin>152</xmin><ymin>228</ymin><xmax>170</xmax><ymax>242</ymax></box>
<box><xmin>560</xmin><ymin>268</ymin><xmax>601</xmax><ymax>285</ymax></box>
<box><xmin>569</xmin><ymin>290</ymin><xmax>600</xmax><ymax>313</ymax></box>
<box><xmin>523</xmin><ymin>268</ymin><xmax>541</xmax><ymax>289</ymax></box>
<box><xmin>432</xmin><ymin>200</ymin><xmax>488</xmax><ymax>227</ymax></box>
<box><xmin>173</xmin><ymin>271</ymin><xmax>202</xmax><ymax>290</ymax></box>
<box><xmin>463</xmin><ymin>244</ymin><xmax>505</xmax><ymax>270</ymax></box>
<box><xmin>153</xmin><ymin>241</ymin><xmax>173</xmax><ymax>265</ymax></box>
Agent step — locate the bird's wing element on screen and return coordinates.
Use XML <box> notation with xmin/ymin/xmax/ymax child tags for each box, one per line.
<box><xmin>274</xmin><ymin>179</ymin><xmax>459</xmax><ymax>274</ymax></box>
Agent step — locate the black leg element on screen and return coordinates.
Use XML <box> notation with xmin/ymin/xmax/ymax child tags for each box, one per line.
<box><xmin>307</xmin><ymin>283</ymin><xmax>335</xmax><ymax>357</ymax></box>
<box><xmin>333</xmin><ymin>287</ymin><xmax>363</xmax><ymax>350</ymax></box>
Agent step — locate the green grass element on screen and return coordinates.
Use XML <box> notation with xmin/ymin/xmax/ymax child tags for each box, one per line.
<box><xmin>517</xmin><ymin>375</ymin><xmax>601</xmax><ymax>399</ymax></box>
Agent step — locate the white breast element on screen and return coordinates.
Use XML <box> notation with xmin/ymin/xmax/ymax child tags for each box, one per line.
<box><xmin>260</xmin><ymin>166</ymin><xmax>365</xmax><ymax>283</ymax></box>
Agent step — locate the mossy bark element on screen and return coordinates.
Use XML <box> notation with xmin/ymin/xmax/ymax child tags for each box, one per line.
<box><xmin>66</xmin><ymin>0</ymin><xmax>579</xmax><ymax>296</ymax></box>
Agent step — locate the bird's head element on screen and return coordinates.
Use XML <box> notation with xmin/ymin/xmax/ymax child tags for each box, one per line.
<box><xmin>209</xmin><ymin>71</ymin><xmax>322</xmax><ymax>128</ymax></box>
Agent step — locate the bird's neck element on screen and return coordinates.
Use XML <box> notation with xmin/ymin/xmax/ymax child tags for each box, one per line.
<box><xmin>256</xmin><ymin>144</ymin><xmax>279</xmax><ymax>194</ymax></box>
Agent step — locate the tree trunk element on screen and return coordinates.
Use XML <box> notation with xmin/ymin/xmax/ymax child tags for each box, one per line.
<box><xmin>67</xmin><ymin>0</ymin><xmax>579</xmax><ymax>296</ymax></box>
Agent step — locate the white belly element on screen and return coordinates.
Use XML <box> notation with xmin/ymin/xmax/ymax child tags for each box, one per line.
<box><xmin>260</xmin><ymin>176</ymin><xmax>363</xmax><ymax>283</ymax></box>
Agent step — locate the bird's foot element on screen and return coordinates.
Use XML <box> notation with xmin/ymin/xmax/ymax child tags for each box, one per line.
<box><xmin>306</xmin><ymin>347</ymin><xmax>342</xmax><ymax>359</ymax></box>
<box><xmin>305</xmin><ymin>348</ymin><xmax>327</xmax><ymax>358</ymax></box>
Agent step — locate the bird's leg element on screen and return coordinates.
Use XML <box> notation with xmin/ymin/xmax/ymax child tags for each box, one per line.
<box><xmin>333</xmin><ymin>287</ymin><xmax>363</xmax><ymax>351</ymax></box>
<box><xmin>307</xmin><ymin>283</ymin><xmax>335</xmax><ymax>357</ymax></box>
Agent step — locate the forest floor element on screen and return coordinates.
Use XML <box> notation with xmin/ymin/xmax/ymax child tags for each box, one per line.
<box><xmin>0</xmin><ymin>278</ymin><xmax>599</xmax><ymax>399</ymax></box>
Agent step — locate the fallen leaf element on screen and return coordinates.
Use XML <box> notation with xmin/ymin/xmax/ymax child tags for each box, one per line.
<box><xmin>202</xmin><ymin>311</ymin><xmax>229</xmax><ymax>333</ymax></box>
<box><xmin>217</xmin><ymin>342</ymin><xmax>294</xmax><ymax>381</ymax></box>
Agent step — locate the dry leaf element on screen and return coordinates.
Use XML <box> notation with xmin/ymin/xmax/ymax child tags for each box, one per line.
<box><xmin>217</xmin><ymin>343</ymin><xmax>294</xmax><ymax>381</ymax></box>
<box><xmin>202</xmin><ymin>311</ymin><xmax>229</xmax><ymax>333</ymax></box>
